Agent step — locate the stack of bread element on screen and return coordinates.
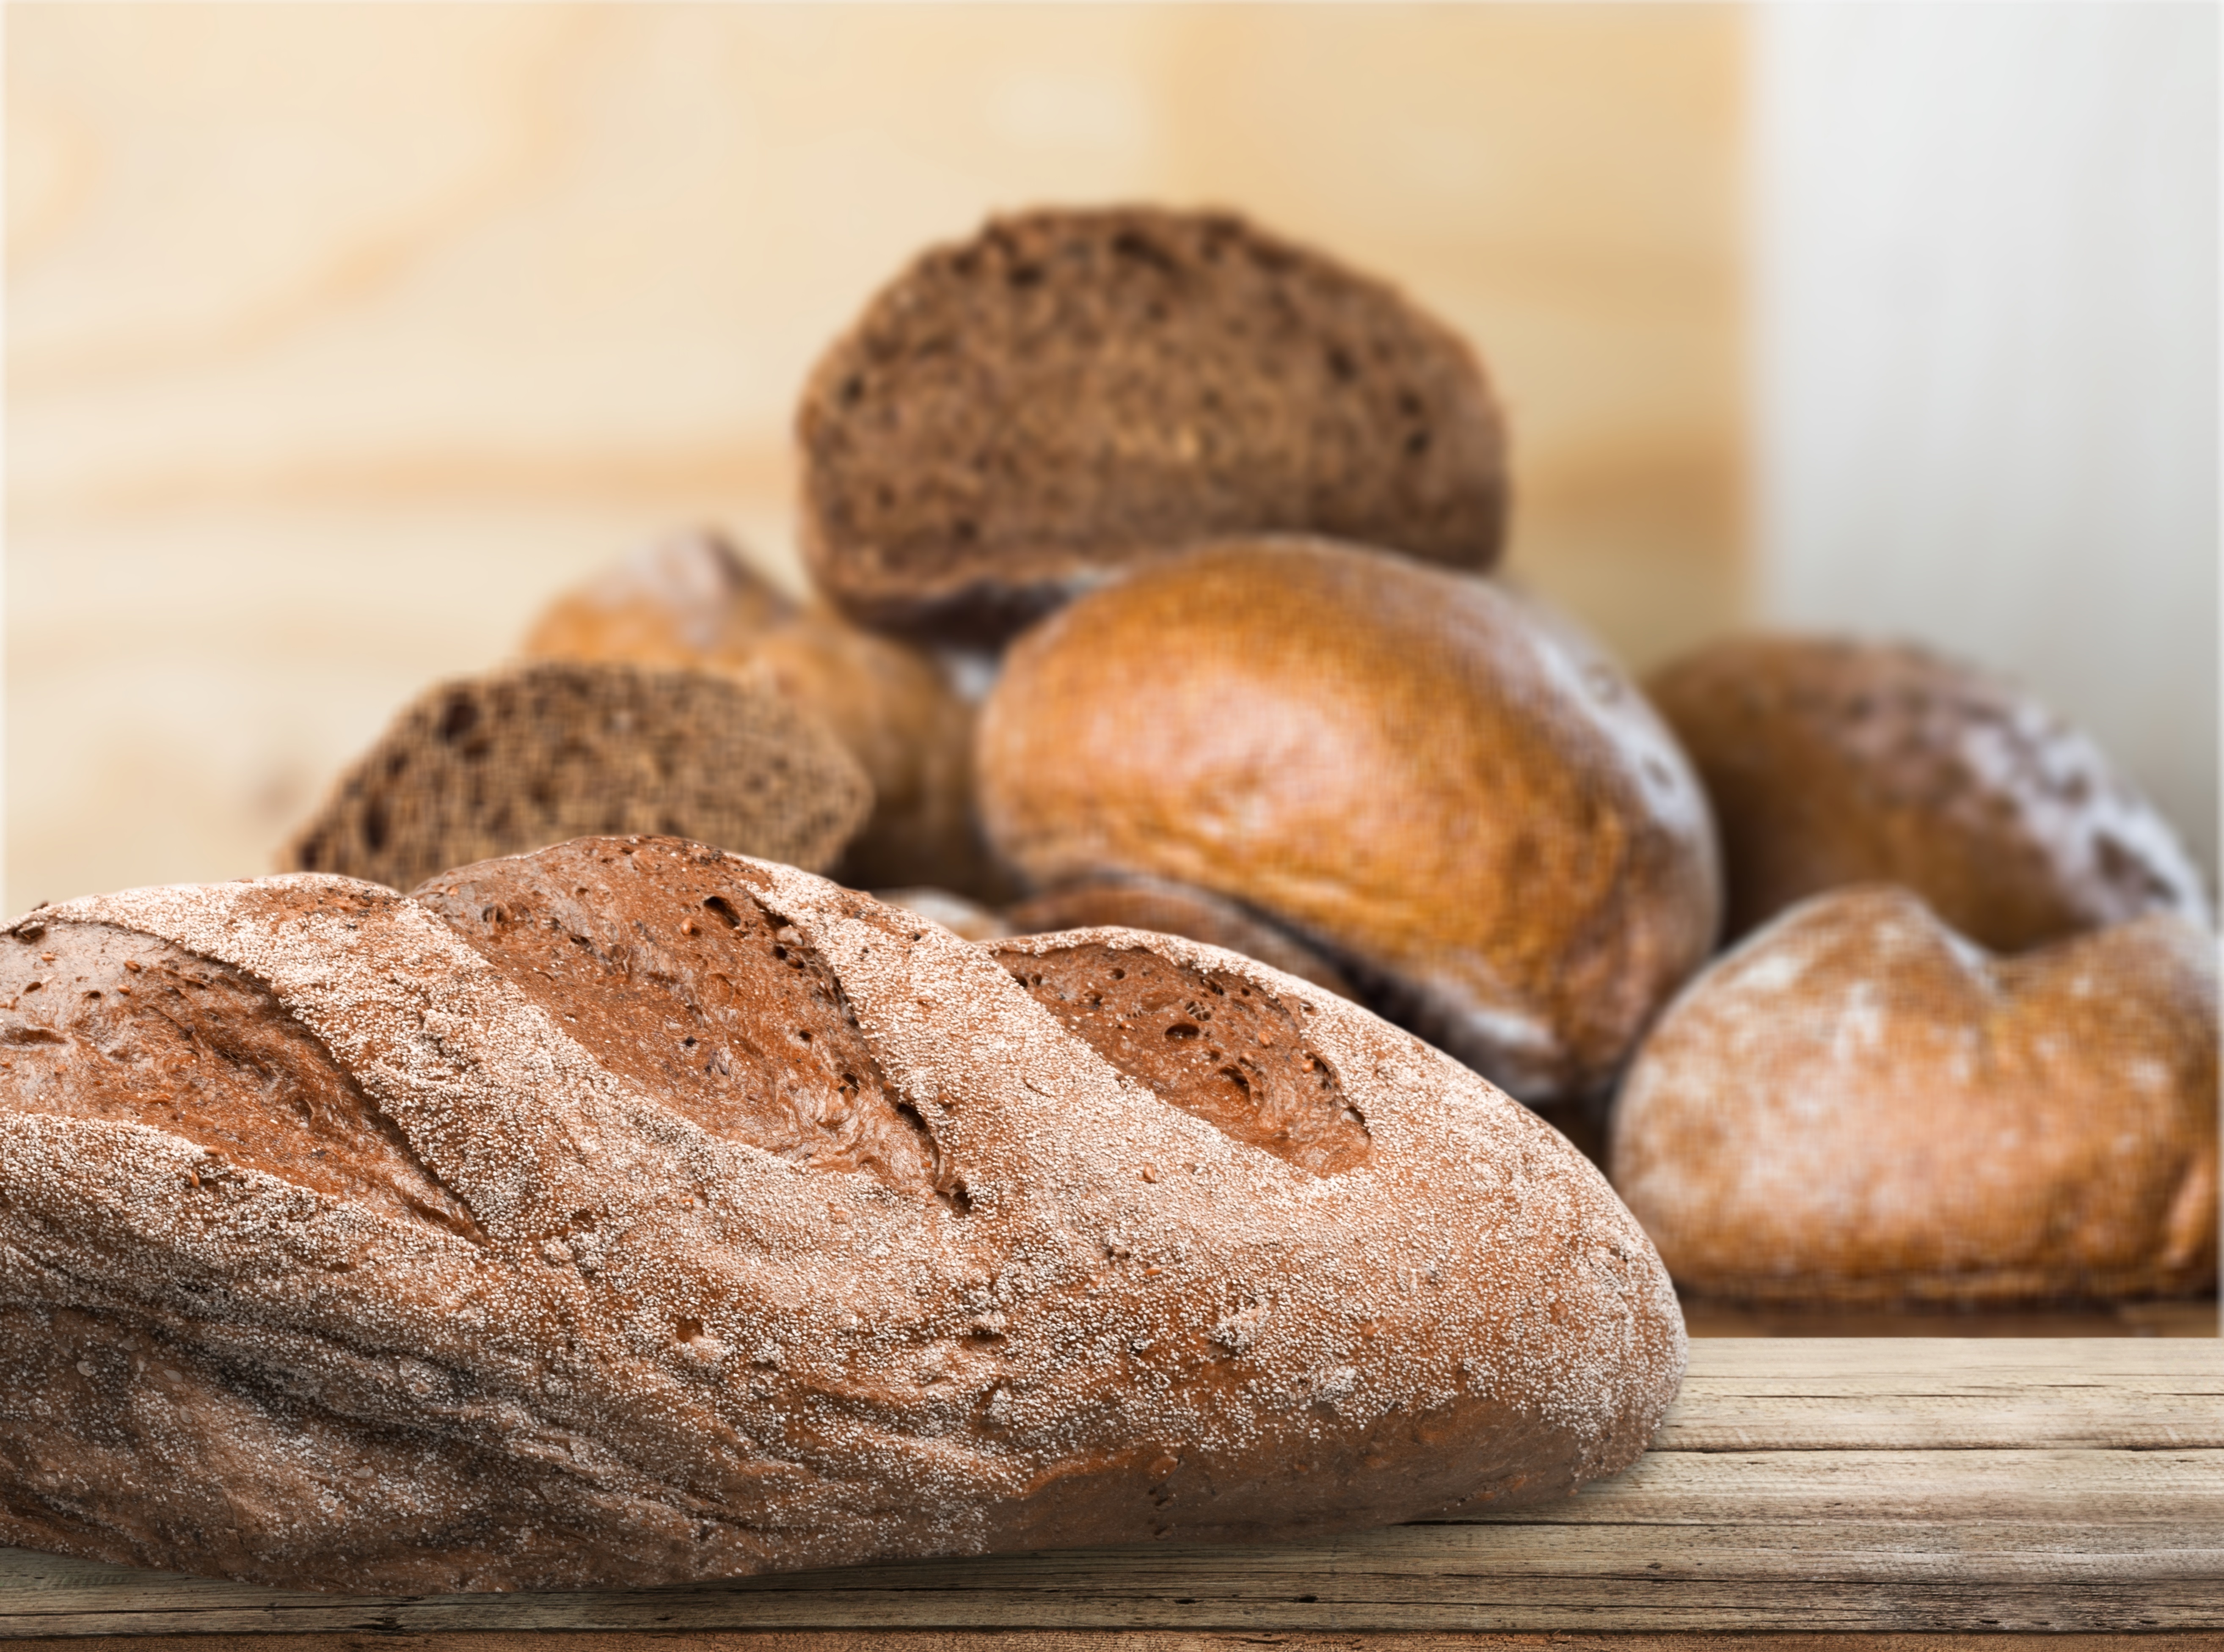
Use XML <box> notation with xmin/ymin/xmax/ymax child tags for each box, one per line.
<box><xmin>6</xmin><ymin>203</ymin><xmax>2212</xmax><ymax>1596</ymax></box>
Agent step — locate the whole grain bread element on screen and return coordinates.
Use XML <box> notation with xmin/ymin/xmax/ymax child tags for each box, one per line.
<box><xmin>1645</xmin><ymin>634</ymin><xmax>2213</xmax><ymax>951</ymax></box>
<box><xmin>1006</xmin><ymin>875</ymin><xmax>1353</xmax><ymax>998</ymax></box>
<box><xmin>976</xmin><ymin>537</ymin><xmax>1722</xmax><ymax>1103</ymax></box>
<box><xmin>0</xmin><ymin>836</ymin><xmax>1683</xmax><ymax>1592</ymax></box>
<box><xmin>1609</xmin><ymin>885</ymin><xmax>2218</xmax><ymax>1305</ymax></box>
<box><xmin>525</xmin><ymin>530</ymin><xmax>1005</xmax><ymax>897</ymax></box>
<box><xmin>283</xmin><ymin>660</ymin><xmax>870</xmax><ymax>892</ymax></box>
<box><xmin>799</xmin><ymin>207</ymin><xmax>1509</xmax><ymax>645</ymax></box>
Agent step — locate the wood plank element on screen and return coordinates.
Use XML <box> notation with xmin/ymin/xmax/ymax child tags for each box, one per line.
<box><xmin>1</xmin><ymin>1341</ymin><xmax>2216</xmax><ymax>1637</ymax></box>
<box><xmin>11</xmin><ymin>1636</ymin><xmax>2224</xmax><ymax>1652</ymax></box>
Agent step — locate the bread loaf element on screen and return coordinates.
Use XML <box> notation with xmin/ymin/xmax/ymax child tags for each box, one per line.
<box><xmin>524</xmin><ymin>530</ymin><xmax>1002</xmax><ymax>896</ymax></box>
<box><xmin>0</xmin><ymin>836</ymin><xmax>1684</xmax><ymax>1592</ymax></box>
<box><xmin>799</xmin><ymin>207</ymin><xmax>1508</xmax><ymax>645</ymax></box>
<box><xmin>1646</xmin><ymin>634</ymin><xmax>2212</xmax><ymax>951</ymax></box>
<box><xmin>1609</xmin><ymin>885</ymin><xmax>2218</xmax><ymax>1304</ymax></box>
<box><xmin>284</xmin><ymin>660</ymin><xmax>871</xmax><ymax>891</ymax></box>
<box><xmin>976</xmin><ymin>537</ymin><xmax>1721</xmax><ymax>1102</ymax></box>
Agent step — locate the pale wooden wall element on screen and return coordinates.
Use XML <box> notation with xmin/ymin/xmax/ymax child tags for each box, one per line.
<box><xmin>6</xmin><ymin>3</ymin><xmax>1745</xmax><ymax>911</ymax></box>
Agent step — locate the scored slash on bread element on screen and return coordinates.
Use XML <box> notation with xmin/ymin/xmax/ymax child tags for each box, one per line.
<box><xmin>799</xmin><ymin>207</ymin><xmax>1510</xmax><ymax>645</ymax></box>
<box><xmin>0</xmin><ymin>836</ymin><xmax>1683</xmax><ymax>1593</ymax></box>
<box><xmin>283</xmin><ymin>660</ymin><xmax>872</xmax><ymax>894</ymax></box>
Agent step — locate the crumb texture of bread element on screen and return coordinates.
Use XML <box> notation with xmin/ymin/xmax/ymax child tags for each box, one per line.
<box><xmin>1647</xmin><ymin>634</ymin><xmax>2213</xmax><ymax>951</ymax></box>
<box><xmin>1005</xmin><ymin>876</ymin><xmax>1353</xmax><ymax>998</ymax></box>
<box><xmin>522</xmin><ymin>531</ymin><xmax>998</xmax><ymax>896</ymax></box>
<box><xmin>799</xmin><ymin>207</ymin><xmax>1509</xmax><ymax>643</ymax></box>
<box><xmin>282</xmin><ymin>660</ymin><xmax>871</xmax><ymax>893</ymax></box>
<box><xmin>1609</xmin><ymin>885</ymin><xmax>2219</xmax><ymax>1305</ymax></box>
<box><xmin>976</xmin><ymin>537</ymin><xmax>1721</xmax><ymax>1103</ymax></box>
<box><xmin>0</xmin><ymin>837</ymin><xmax>1683</xmax><ymax>1594</ymax></box>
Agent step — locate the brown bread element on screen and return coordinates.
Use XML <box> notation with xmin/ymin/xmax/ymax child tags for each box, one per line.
<box><xmin>976</xmin><ymin>537</ymin><xmax>1722</xmax><ymax>1103</ymax></box>
<box><xmin>1609</xmin><ymin>885</ymin><xmax>2218</xmax><ymax>1304</ymax></box>
<box><xmin>1006</xmin><ymin>876</ymin><xmax>1353</xmax><ymax>998</ymax></box>
<box><xmin>1646</xmin><ymin>634</ymin><xmax>2212</xmax><ymax>951</ymax></box>
<box><xmin>799</xmin><ymin>207</ymin><xmax>1508</xmax><ymax>645</ymax></box>
<box><xmin>0</xmin><ymin>837</ymin><xmax>1683</xmax><ymax>1592</ymax></box>
<box><xmin>284</xmin><ymin>660</ymin><xmax>870</xmax><ymax>893</ymax></box>
<box><xmin>524</xmin><ymin>530</ymin><xmax>1003</xmax><ymax>896</ymax></box>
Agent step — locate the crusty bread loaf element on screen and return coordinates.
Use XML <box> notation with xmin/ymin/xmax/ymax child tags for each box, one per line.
<box><xmin>872</xmin><ymin>885</ymin><xmax>1014</xmax><ymax>941</ymax></box>
<box><xmin>1646</xmin><ymin>634</ymin><xmax>2212</xmax><ymax>951</ymax></box>
<box><xmin>1609</xmin><ymin>885</ymin><xmax>2218</xmax><ymax>1305</ymax></box>
<box><xmin>0</xmin><ymin>836</ymin><xmax>1682</xmax><ymax>1592</ymax></box>
<box><xmin>976</xmin><ymin>537</ymin><xmax>1722</xmax><ymax>1103</ymax></box>
<box><xmin>282</xmin><ymin>659</ymin><xmax>870</xmax><ymax>893</ymax></box>
<box><xmin>524</xmin><ymin>530</ymin><xmax>1005</xmax><ymax>897</ymax></box>
<box><xmin>1006</xmin><ymin>875</ymin><xmax>1353</xmax><ymax>998</ymax></box>
<box><xmin>799</xmin><ymin>207</ymin><xmax>1509</xmax><ymax>645</ymax></box>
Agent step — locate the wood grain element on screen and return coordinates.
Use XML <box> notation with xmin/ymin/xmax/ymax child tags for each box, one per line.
<box><xmin>2</xmin><ymin>1342</ymin><xmax>2216</xmax><ymax>1638</ymax></box>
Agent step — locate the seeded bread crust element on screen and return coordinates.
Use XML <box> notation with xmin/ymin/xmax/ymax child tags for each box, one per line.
<box><xmin>1646</xmin><ymin>634</ymin><xmax>2213</xmax><ymax>952</ymax></box>
<box><xmin>799</xmin><ymin>207</ymin><xmax>1509</xmax><ymax>645</ymax></box>
<box><xmin>0</xmin><ymin>837</ymin><xmax>1684</xmax><ymax>1593</ymax></box>
<box><xmin>976</xmin><ymin>538</ymin><xmax>1722</xmax><ymax>1103</ymax></box>
<box><xmin>1609</xmin><ymin>886</ymin><xmax>2218</xmax><ymax>1305</ymax></box>
<box><xmin>284</xmin><ymin>661</ymin><xmax>871</xmax><ymax>893</ymax></box>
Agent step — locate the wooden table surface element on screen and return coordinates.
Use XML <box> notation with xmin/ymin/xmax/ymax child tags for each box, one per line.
<box><xmin>3</xmin><ymin>1339</ymin><xmax>2216</xmax><ymax>1642</ymax></box>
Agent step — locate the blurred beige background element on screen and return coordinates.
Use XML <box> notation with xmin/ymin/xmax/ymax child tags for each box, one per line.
<box><xmin>11</xmin><ymin>4</ymin><xmax>2214</xmax><ymax>918</ymax></box>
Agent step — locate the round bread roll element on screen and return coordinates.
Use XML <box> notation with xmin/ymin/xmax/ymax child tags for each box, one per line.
<box><xmin>525</xmin><ymin>529</ymin><xmax>1005</xmax><ymax>896</ymax></box>
<box><xmin>284</xmin><ymin>661</ymin><xmax>871</xmax><ymax>892</ymax></box>
<box><xmin>1646</xmin><ymin>634</ymin><xmax>2212</xmax><ymax>952</ymax></box>
<box><xmin>0</xmin><ymin>836</ymin><xmax>1683</xmax><ymax>1592</ymax></box>
<box><xmin>1609</xmin><ymin>885</ymin><xmax>2218</xmax><ymax>1305</ymax></box>
<box><xmin>799</xmin><ymin>206</ymin><xmax>1508</xmax><ymax>645</ymax></box>
<box><xmin>976</xmin><ymin>537</ymin><xmax>1722</xmax><ymax>1102</ymax></box>
<box><xmin>1006</xmin><ymin>875</ymin><xmax>1354</xmax><ymax>998</ymax></box>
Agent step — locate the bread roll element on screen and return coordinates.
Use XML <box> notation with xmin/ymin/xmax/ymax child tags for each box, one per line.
<box><xmin>799</xmin><ymin>207</ymin><xmax>1508</xmax><ymax>645</ymax></box>
<box><xmin>284</xmin><ymin>661</ymin><xmax>870</xmax><ymax>891</ymax></box>
<box><xmin>874</xmin><ymin>885</ymin><xmax>1012</xmax><ymax>940</ymax></box>
<box><xmin>0</xmin><ymin>837</ymin><xmax>1683</xmax><ymax>1592</ymax></box>
<box><xmin>1006</xmin><ymin>875</ymin><xmax>1353</xmax><ymax>998</ymax></box>
<box><xmin>525</xmin><ymin>530</ymin><xmax>1003</xmax><ymax>896</ymax></box>
<box><xmin>976</xmin><ymin>537</ymin><xmax>1721</xmax><ymax>1102</ymax></box>
<box><xmin>1610</xmin><ymin>885</ymin><xmax>2218</xmax><ymax>1304</ymax></box>
<box><xmin>1646</xmin><ymin>634</ymin><xmax>2212</xmax><ymax>951</ymax></box>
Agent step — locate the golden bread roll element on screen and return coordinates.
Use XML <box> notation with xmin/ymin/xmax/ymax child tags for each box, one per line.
<box><xmin>976</xmin><ymin>537</ymin><xmax>1721</xmax><ymax>1102</ymax></box>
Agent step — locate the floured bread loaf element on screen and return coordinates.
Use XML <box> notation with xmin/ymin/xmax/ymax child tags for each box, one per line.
<box><xmin>1006</xmin><ymin>876</ymin><xmax>1353</xmax><ymax>998</ymax></box>
<box><xmin>799</xmin><ymin>207</ymin><xmax>1508</xmax><ymax>644</ymax></box>
<box><xmin>976</xmin><ymin>537</ymin><xmax>1722</xmax><ymax>1102</ymax></box>
<box><xmin>0</xmin><ymin>837</ymin><xmax>1684</xmax><ymax>1594</ymax></box>
<box><xmin>1610</xmin><ymin>885</ymin><xmax>2218</xmax><ymax>1304</ymax></box>
<box><xmin>1646</xmin><ymin>634</ymin><xmax>2212</xmax><ymax>951</ymax></box>
<box><xmin>283</xmin><ymin>660</ymin><xmax>870</xmax><ymax>892</ymax></box>
<box><xmin>524</xmin><ymin>530</ymin><xmax>1003</xmax><ymax>897</ymax></box>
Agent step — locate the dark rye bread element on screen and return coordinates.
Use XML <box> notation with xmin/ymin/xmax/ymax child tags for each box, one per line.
<box><xmin>1006</xmin><ymin>875</ymin><xmax>1354</xmax><ymax>999</ymax></box>
<box><xmin>1647</xmin><ymin>634</ymin><xmax>2213</xmax><ymax>951</ymax></box>
<box><xmin>284</xmin><ymin>661</ymin><xmax>870</xmax><ymax>892</ymax></box>
<box><xmin>799</xmin><ymin>207</ymin><xmax>1509</xmax><ymax>645</ymax></box>
<box><xmin>0</xmin><ymin>837</ymin><xmax>1683</xmax><ymax>1593</ymax></box>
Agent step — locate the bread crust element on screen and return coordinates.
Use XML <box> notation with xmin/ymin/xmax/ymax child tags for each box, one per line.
<box><xmin>976</xmin><ymin>538</ymin><xmax>1722</xmax><ymax>1102</ymax></box>
<box><xmin>1646</xmin><ymin>634</ymin><xmax>2212</xmax><ymax>951</ymax></box>
<box><xmin>1005</xmin><ymin>875</ymin><xmax>1354</xmax><ymax>998</ymax></box>
<box><xmin>1609</xmin><ymin>885</ymin><xmax>2219</xmax><ymax>1305</ymax></box>
<box><xmin>0</xmin><ymin>837</ymin><xmax>1683</xmax><ymax>1593</ymax></box>
<box><xmin>524</xmin><ymin>530</ymin><xmax>1004</xmax><ymax>897</ymax></box>
<box><xmin>798</xmin><ymin>207</ymin><xmax>1508</xmax><ymax>645</ymax></box>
